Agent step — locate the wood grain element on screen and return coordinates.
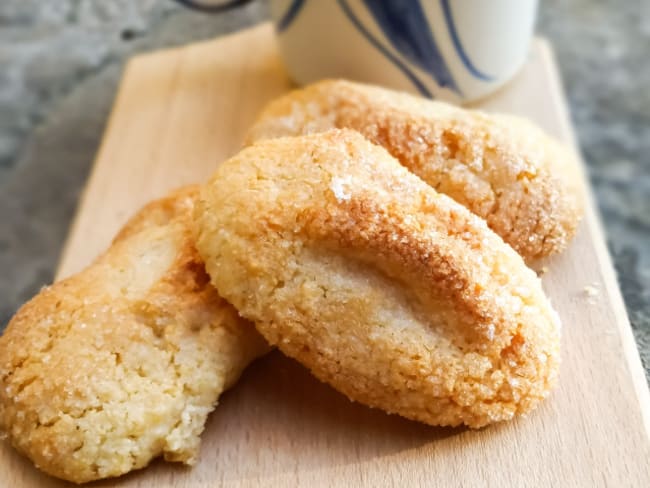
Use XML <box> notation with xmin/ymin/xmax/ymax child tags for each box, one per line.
<box><xmin>2</xmin><ymin>23</ymin><xmax>649</xmax><ymax>487</ymax></box>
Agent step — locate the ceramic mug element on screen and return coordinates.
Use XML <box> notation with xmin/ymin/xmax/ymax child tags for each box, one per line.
<box><xmin>175</xmin><ymin>0</ymin><xmax>538</xmax><ymax>103</ymax></box>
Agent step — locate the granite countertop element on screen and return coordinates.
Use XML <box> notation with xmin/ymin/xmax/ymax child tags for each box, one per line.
<box><xmin>0</xmin><ymin>1</ymin><xmax>648</xmax><ymax>380</ymax></box>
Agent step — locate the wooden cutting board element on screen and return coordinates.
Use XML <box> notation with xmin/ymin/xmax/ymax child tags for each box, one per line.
<box><xmin>3</xmin><ymin>23</ymin><xmax>649</xmax><ymax>487</ymax></box>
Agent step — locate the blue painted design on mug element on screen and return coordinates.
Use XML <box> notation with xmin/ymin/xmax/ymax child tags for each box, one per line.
<box><xmin>337</xmin><ymin>0</ymin><xmax>433</xmax><ymax>98</ymax></box>
<box><xmin>441</xmin><ymin>0</ymin><xmax>494</xmax><ymax>81</ymax></box>
<box><xmin>276</xmin><ymin>0</ymin><xmax>307</xmax><ymax>33</ymax></box>
<box><xmin>361</xmin><ymin>0</ymin><xmax>460</xmax><ymax>93</ymax></box>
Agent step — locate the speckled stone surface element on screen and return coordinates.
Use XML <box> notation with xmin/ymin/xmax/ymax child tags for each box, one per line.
<box><xmin>0</xmin><ymin>0</ymin><xmax>648</xmax><ymax>380</ymax></box>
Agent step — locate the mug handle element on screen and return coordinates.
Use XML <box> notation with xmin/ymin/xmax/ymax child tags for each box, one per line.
<box><xmin>173</xmin><ymin>0</ymin><xmax>254</xmax><ymax>13</ymax></box>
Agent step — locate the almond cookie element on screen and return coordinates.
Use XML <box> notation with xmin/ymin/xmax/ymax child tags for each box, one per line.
<box><xmin>194</xmin><ymin>129</ymin><xmax>561</xmax><ymax>429</ymax></box>
<box><xmin>246</xmin><ymin>79</ymin><xmax>584</xmax><ymax>260</ymax></box>
<box><xmin>0</xmin><ymin>186</ymin><xmax>269</xmax><ymax>483</ymax></box>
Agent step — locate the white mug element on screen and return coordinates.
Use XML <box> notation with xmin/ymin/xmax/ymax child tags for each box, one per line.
<box><xmin>176</xmin><ymin>0</ymin><xmax>539</xmax><ymax>103</ymax></box>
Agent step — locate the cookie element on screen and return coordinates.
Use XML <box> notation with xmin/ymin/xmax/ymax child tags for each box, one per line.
<box><xmin>194</xmin><ymin>129</ymin><xmax>561</xmax><ymax>429</ymax></box>
<box><xmin>246</xmin><ymin>79</ymin><xmax>584</xmax><ymax>260</ymax></box>
<box><xmin>0</xmin><ymin>186</ymin><xmax>269</xmax><ymax>483</ymax></box>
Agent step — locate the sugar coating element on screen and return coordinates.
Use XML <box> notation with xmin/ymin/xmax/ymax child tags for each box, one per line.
<box><xmin>195</xmin><ymin>129</ymin><xmax>562</xmax><ymax>429</ymax></box>
<box><xmin>246</xmin><ymin>79</ymin><xmax>584</xmax><ymax>261</ymax></box>
<box><xmin>330</xmin><ymin>176</ymin><xmax>352</xmax><ymax>202</ymax></box>
<box><xmin>0</xmin><ymin>187</ymin><xmax>269</xmax><ymax>483</ymax></box>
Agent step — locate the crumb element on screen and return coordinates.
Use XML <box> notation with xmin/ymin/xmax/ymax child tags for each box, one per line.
<box><xmin>583</xmin><ymin>284</ymin><xmax>599</xmax><ymax>297</ymax></box>
<box><xmin>583</xmin><ymin>283</ymin><xmax>600</xmax><ymax>304</ymax></box>
<box><xmin>537</xmin><ymin>266</ymin><xmax>549</xmax><ymax>276</ymax></box>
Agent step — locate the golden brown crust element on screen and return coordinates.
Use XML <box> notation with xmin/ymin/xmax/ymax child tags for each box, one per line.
<box><xmin>0</xmin><ymin>187</ymin><xmax>269</xmax><ymax>483</ymax></box>
<box><xmin>195</xmin><ymin>129</ymin><xmax>561</xmax><ymax>429</ymax></box>
<box><xmin>246</xmin><ymin>79</ymin><xmax>584</xmax><ymax>260</ymax></box>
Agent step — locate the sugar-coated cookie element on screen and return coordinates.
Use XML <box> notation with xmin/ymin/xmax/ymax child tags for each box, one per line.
<box><xmin>0</xmin><ymin>186</ymin><xmax>269</xmax><ymax>483</ymax></box>
<box><xmin>246</xmin><ymin>79</ymin><xmax>583</xmax><ymax>260</ymax></box>
<box><xmin>195</xmin><ymin>129</ymin><xmax>561</xmax><ymax>429</ymax></box>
